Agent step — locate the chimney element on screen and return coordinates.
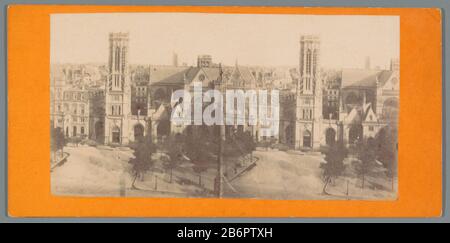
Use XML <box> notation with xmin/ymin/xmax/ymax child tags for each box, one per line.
<box><xmin>173</xmin><ymin>52</ymin><xmax>178</xmax><ymax>67</ymax></box>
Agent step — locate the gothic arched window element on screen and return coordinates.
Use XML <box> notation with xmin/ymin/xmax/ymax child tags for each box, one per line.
<box><xmin>115</xmin><ymin>47</ymin><xmax>120</xmax><ymax>71</ymax></box>
<box><xmin>306</xmin><ymin>50</ymin><xmax>312</xmax><ymax>74</ymax></box>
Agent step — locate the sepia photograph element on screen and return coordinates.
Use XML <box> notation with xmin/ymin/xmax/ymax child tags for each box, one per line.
<box><xmin>49</xmin><ymin>13</ymin><xmax>399</xmax><ymax>200</ymax></box>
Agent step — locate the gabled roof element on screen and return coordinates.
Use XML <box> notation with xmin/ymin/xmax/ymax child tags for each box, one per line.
<box><xmin>149</xmin><ymin>66</ymin><xmax>190</xmax><ymax>86</ymax></box>
<box><xmin>362</xmin><ymin>103</ymin><xmax>378</xmax><ymax>122</ymax></box>
<box><xmin>151</xmin><ymin>103</ymin><xmax>170</xmax><ymax>121</ymax></box>
<box><xmin>344</xmin><ymin>107</ymin><xmax>362</xmax><ymax>125</ymax></box>
<box><xmin>377</xmin><ymin>70</ymin><xmax>395</xmax><ymax>87</ymax></box>
<box><xmin>223</xmin><ymin>65</ymin><xmax>257</xmax><ymax>88</ymax></box>
<box><xmin>237</xmin><ymin>66</ymin><xmax>257</xmax><ymax>85</ymax></box>
<box><xmin>148</xmin><ymin>65</ymin><xmax>257</xmax><ymax>88</ymax></box>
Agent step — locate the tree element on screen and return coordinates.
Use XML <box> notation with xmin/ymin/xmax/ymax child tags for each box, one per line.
<box><xmin>184</xmin><ymin>126</ymin><xmax>217</xmax><ymax>186</ymax></box>
<box><xmin>320</xmin><ymin>141</ymin><xmax>347</xmax><ymax>195</ymax></box>
<box><xmin>375</xmin><ymin>127</ymin><xmax>398</xmax><ymax>178</ymax></box>
<box><xmin>161</xmin><ymin>134</ymin><xmax>186</xmax><ymax>183</ymax></box>
<box><xmin>352</xmin><ymin>139</ymin><xmax>377</xmax><ymax>189</ymax></box>
<box><xmin>129</xmin><ymin>135</ymin><xmax>156</xmax><ymax>189</ymax></box>
<box><xmin>50</xmin><ymin>126</ymin><xmax>65</xmax><ymax>153</ymax></box>
<box><xmin>50</xmin><ymin>126</ymin><xmax>65</xmax><ymax>164</ymax></box>
<box><xmin>241</xmin><ymin>131</ymin><xmax>256</xmax><ymax>154</ymax></box>
<box><xmin>375</xmin><ymin>126</ymin><xmax>398</xmax><ymax>191</ymax></box>
<box><xmin>226</xmin><ymin>130</ymin><xmax>256</xmax><ymax>169</ymax></box>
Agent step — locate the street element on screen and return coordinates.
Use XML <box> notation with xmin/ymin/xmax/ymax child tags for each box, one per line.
<box><xmin>227</xmin><ymin>150</ymin><xmax>325</xmax><ymax>199</ymax></box>
<box><xmin>51</xmin><ymin>145</ymin><xmax>396</xmax><ymax>200</ymax></box>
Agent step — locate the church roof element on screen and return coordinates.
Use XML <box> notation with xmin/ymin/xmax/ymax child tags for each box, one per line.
<box><xmin>223</xmin><ymin>65</ymin><xmax>257</xmax><ymax>88</ymax></box>
<box><xmin>344</xmin><ymin>102</ymin><xmax>378</xmax><ymax>124</ymax></box>
<box><xmin>341</xmin><ymin>69</ymin><xmax>393</xmax><ymax>89</ymax></box>
<box><xmin>202</xmin><ymin>67</ymin><xmax>221</xmax><ymax>81</ymax></box>
<box><xmin>148</xmin><ymin>65</ymin><xmax>257</xmax><ymax>88</ymax></box>
<box><xmin>149</xmin><ymin>66</ymin><xmax>190</xmax><ymax>86</ymax></box>
<box><xmin>236</xmin><ymin>66</ymin><xmax>257</xmax><ymax>85</ymax></box>
<box><xmin>362</xmin><ymin>103</ymin><xmax>377</xmax><ymax>122</ymax></box>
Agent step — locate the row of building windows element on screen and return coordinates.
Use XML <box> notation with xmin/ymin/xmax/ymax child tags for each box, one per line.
<box><xmin>135</xmin><ymin>97</ymin><xmax>147</xmax><ymax>103</ymax></box>
<box><xmin>55</xmin><ymin>103</ymin><xmax>86</xmax><ymax>115</ymax></box>
<box><xmin>136</xmin><ymin>86</ymin><xmax>147</xmax><ymax>97</ymax></box>
<box><xmin>64</xmin><ymin>92</ymin><xmax>86</xmax><ymax>101</ymax></box>
<box><xmin>56</xmin><ymin>116</ymin><xmax>87</xmax><ymax>124</ymax></box>
<box><xmin>66</xmin><ymin>126</ymin><xmax>85</xmax><ymax>137</ymax></box>
<box><xmin>327</xmin><ymin>90</ymin><xmax>338</xmax><ymax>96</ymax></box>
<box><xmin>70</xmin><ymin>116</ymin><xmax>87</xmax><ymax>123</ymax></box>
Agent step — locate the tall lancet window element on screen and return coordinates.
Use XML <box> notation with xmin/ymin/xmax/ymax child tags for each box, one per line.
<box><xmin>115</xmin><ymin>47</ymin><xmax>120</xmax><ymax>71</ymax></box>
<box><xmin>306</xmin><ymin>49</ymin><xmax>312</xmax><ymax>74</ymax></box>
<box><xmin>121</xmin><ymin>47</ymin><xmax>126</xmax><ymax>72</ymax></box>
<box><xmin>313</xmin><ymin>50</ymin><xmax>317</xmax><ymax>75</ymax></box>
<box><xmin>109</xmin><ymin>45</ymin><xmax>113</xmax><ymax>72</ymax></box>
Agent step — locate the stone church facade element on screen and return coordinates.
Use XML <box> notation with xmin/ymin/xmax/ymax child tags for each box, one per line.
<box><xmin>290</xmin><ymin>35</ymin><xmax>399</xmax><ymax>150</ymax></box>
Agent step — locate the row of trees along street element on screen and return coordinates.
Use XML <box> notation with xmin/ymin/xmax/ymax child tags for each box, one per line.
<box><xmin>128</xmin><ymin>125</ymin><xmax>256</xmax><ymax>195</ymax></box>
<box><xmin>321</xmin><ymin>125</ymin><xmax>398</xmax><ymax>195</ymax></box>
<box><xmin>50</xmin><ymin>126</ymin><xmax>66</xmax><ymax>166</ymax></box>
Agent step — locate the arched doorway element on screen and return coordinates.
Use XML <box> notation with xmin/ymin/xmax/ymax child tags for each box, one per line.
<box><xmin>348</xmin><ymin>124</ymin><xmax>363</xmax><ymax>144</ymax></box>
<box><xmin>94</xmin><ymin>121</ymin><xmax>104</xmax><ymax>143</ymax></box>
<box><xmin>325</xmin><ymin>128</ymin><xmax>336</xmax><ymax>146</ymax></box>
<box><xmin>303</xmin><ymin>130</ymin><xmax>312</xmax><ymax>148</ymax></box>
<box><xmin>367</xmin><ymin>137</ymin><xmax>375</xmax><ymax>146</ymax></box>
<box><xmin>285</xmin><ymin>124</ymin><xmax>295</xmax><ymax>145</ymax></box>
<box><xmin>111</xmin><ymin>125</ymin><xmax>121</xmax><ymax>144</ymax></box>
<box><xmin>134</xmin><ymin>124</ymin><xmax>145</xmax><ymax>142</ymax></box>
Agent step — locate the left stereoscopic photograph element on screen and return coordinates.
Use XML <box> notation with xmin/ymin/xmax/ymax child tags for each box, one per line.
<box><xmin>50</xmin><ymin>13</ymin><xmax>399</xmax><ymax>200</ymax></box>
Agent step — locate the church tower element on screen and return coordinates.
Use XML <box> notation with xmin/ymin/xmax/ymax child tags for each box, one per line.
<box><xmin>104</xmin><ymin>32</ymin><xmax>131</xmax><ymax>145</ymax></box>
<box><xmin>295</xmin><ymin>35</ymin><xmax>322</xmax><ymax>150</ymax></box>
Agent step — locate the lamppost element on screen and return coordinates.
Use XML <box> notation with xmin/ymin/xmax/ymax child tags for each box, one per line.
<box><xmin>214</xmin><ymin>63</ymin><xmax>225</xmax><ymax>198</ymax></box>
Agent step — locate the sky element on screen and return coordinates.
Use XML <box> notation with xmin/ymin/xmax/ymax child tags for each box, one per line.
<box><xmin>51</xmin><ymin>13</ymin><xmax>399</xmax><ymax>69</ymax></box>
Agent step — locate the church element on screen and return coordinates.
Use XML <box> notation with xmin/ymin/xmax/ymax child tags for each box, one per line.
<box><xmin>96</xmin><ymin>32</ymin><xmax>263</xmax><ymax>145</ymax></box>
<box><xmin>287</xmin><ymin>35</ymin><xmax>399</xmax><ymax>150</ymax></box>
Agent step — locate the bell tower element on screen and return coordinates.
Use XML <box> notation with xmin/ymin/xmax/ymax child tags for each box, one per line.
<box><xmin>295</xmin><ymin>35</ymin><xmax>322</xmax><ymax>150</ymax></box>
<box><xmin>104</xmin><ymin>32</ymin><xmax>131</xmax><ymax>145</ymax></box>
